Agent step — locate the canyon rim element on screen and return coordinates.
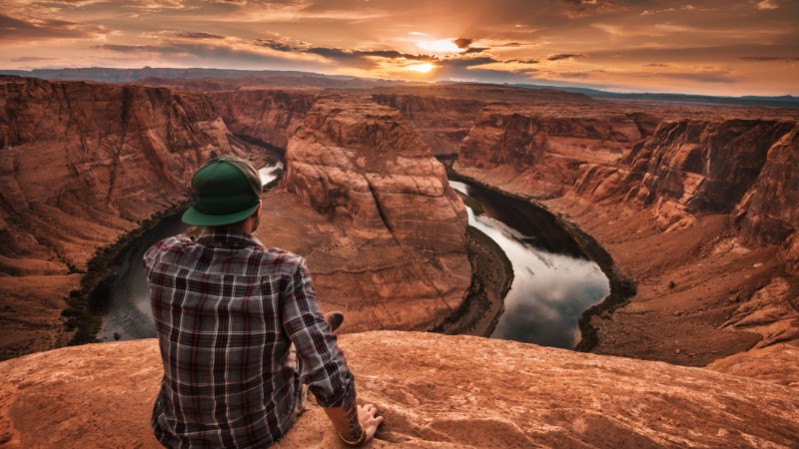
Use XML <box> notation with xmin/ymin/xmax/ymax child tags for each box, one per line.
<box><xmin>1</xmin><ymin>69</ymin><xmax>798</xmax><ymax>448</ymax></box>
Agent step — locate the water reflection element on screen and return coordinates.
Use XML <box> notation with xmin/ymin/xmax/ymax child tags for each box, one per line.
<box><xmin>98</xmin><ymin>162</ymin><xmax>281</xmax><ymax>341</ymax></box>
<box><xmin>259</xmin><ymin>161</ymin><xmax>283</xmax><ymax>187</ymax></box>
<box><xmin>450</xmin><ymin>181</ymin><xmax>609</xmax><ymax>348</ymax></box>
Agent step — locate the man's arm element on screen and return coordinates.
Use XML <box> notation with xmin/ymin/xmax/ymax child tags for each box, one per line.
<box><xmin>325</xmin><ymin>404</ymin><xmax>383</xmax><ymax>446</ymax></box>
<box><xmin>281</xmin><ymin>258</ymin><xmax>383</xmax><ymax>445</ymax></box>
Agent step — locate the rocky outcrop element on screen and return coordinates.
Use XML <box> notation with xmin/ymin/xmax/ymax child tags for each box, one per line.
<box><xmin>455</xmin><ymin>107</ymin><xmax>658</xmax><ymax>197</ymax></box>
<box><xmin>372</xmin><ymin>93</ymin><xmax>484</xmax><ymax>155</ymax></box>
<box><xmin>284</xmin><ymin>98</ymin><xmax>467</xmax><ymax>252</ymax></box>
<box><xmin>733</xmin><ymin>124</ymin><xmax>799</xmax><ymax>270</ymax></box>
<box><xmin>451</xmin><ymin>99</ymin><xmax>799</xmax><ymax>364</ymax></box>
<box><xmin>601</xmin><ymin>120</ymin><xmax>794</xmax><ymax>231</ymax></box>
<box><xmin>208</xmin><ymin>90</ymin><xmax>316</xmax><ymax>150</ymax></box>
<box><xmin>2</xmin><ymin>333</ymin><xmax>797</xmax><ymax>449</ymax></box>
<box><xmin>0</xmin><ymin>76</ymin><xmax>262</xmax><ymax>359</ymax></box>
<box><xmin>259</xmin><ymin>97</ymin><xmax>470</xmax><ymax>332</ymax></box>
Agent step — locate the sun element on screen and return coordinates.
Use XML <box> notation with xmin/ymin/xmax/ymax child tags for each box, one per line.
<box><xmin>405</xmin><ymin>62</ymin><xmax>436</xmax><ymax>74</ymax></box>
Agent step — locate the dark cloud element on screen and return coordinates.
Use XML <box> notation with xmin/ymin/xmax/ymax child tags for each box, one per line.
<box><xmin>440</xmin><ymin>57</ymin><xmax>502</xmax><ymax>68</ymax></box>
<box><xmin>254</xmin><ymin>38</ymin><xmax>309</xmax><ymax>52</ymax></box>
<box><xmin>0</xmin><ymin>13</ymin><xmax>107</xmax><ymax>42</ymax></box>
<box><xmin>547</xmin><ymin>53</ymin><xmax>586</xmax><ymax>61</ymax></box>
<box><xmin>741</xmin><ymin>56</ymin><xmax>799</xmax><ymax>61</ymax></box>
<box><xmin>11</xmin><ymin>56</ymin><xmax>58</xmax><ymax>62</ymax></box>
<box><xmin>453</xmin><ymin>37</ymin><xmax>473</xmax><ymax>49</ymax></box>
<box><xmin>508</xmin><ymin>59</ymin><xmax>540</xmax><ymax>64</ymax></box>
<box><xmin>176</xmin><ymin>32</ymin><xmax>225</xmax><ymax>39</ymax></box>
<box><xmin>255</xmin><ymin>38</ymin><xmax>434</xmax><ymax>69</ymax></box>
<box><xmin>559</xmin><ymin>0</ymin><xmax>627</xmax><ymax>18</ymax></box>
<box><xmin>93</xmin><ymin>42</ymin><xmax>325</xmax><ymax>71</ymax></box>
<box><xmin>464</xmin><ymin>47</ymin><xmax>489</xmax><ymax>54</ymax></box>
<box><xmin>645</xmin><ymin>63</ymin><xmax>670</xmax><ymax>67</ymax></box>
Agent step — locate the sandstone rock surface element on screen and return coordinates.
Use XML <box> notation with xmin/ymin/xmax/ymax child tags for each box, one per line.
<box><xmin>0</xmin><ymin>76</ymin><xmax>264</xmax><ymax>359</ymax></box>
<box><xmin>208</xmin><ymin>90</ymin><xmax>316</xmax><ymax>150</ymax></box>
<box><xmin>455</xmin><ymin>106</ymin><xmax>659</xmax><ymax>198</ymax></box>
<box><xmin>372</xmin><ymin>93</ymin><xmax>484</xmax><ymax>155</ymax></box>
<box><xmin>452</xmin><ymin>99</ymin><xmax>799</xmax><ymax>366</ymax></box>
<box><xmin>259</xmin><ymin>98</ymin><xmax>470</xmax><ymax>332</ymax></box>
<box><xmin>1</xmin><ymin>333</ymin><xmax>797</xmax><ymax>449</ymax></box>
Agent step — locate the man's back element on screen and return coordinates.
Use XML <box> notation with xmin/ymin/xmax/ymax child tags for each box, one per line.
<box><xmin>145</xmin><ymin>229</ymin><xmax>354</xmax><ymax>448</ymax></box>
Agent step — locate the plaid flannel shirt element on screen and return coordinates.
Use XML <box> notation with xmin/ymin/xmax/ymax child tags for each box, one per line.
<box><xmin>144</xmin><ymin>229</ymin><xmax>356</xmax><ymax>449</ymax></box>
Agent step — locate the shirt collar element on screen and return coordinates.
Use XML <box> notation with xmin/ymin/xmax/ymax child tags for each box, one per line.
<box><xmin>197</xmin><ymin>228</ymin><xmax>265</xmax><ymax>250</ymax></box>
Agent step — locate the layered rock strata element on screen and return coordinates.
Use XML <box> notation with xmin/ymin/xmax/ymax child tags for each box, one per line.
<box><xmin>1</xmin><ymin>333</ymin><xmax>797</xmax><ymax>449</ymax></box>
<box><xmin>258</xmin><ymin>97</ymin><xmax>470</xmax><ymax>331</ymax></box>
<box><xmin>371</xmin><ymin>93</ymin><xmax>484</xmax><ymax>155</ymax></box>
<box><xmin>208</xmin><ymin>90</ymin><xmax>316</xmax><ymax>150</ymax></box>
<box><xmin>455</xmin><ymin>106</ymin><xmax>659</xmax><ymax>197</ymax></box>
<box><xmin>0</xmin><ymin>76</ymin><xmax>260</xmax><ymax>359</ymax></box>
<box><xmin>453</xmin><ymin>102</ymin><xmax>799</xmax><ymax>365</ymax></box>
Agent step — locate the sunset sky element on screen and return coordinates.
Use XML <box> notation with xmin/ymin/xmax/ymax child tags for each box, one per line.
<box><xmin>1</xmin><ymin>0</ymin><xmax>797</xmax><ymax>96</ymax></box>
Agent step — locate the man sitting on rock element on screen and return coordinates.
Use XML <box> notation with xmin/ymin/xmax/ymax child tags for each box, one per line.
<box><xmin>144</xmin><ymin>156</ymin><xmax>383</xmax><ymax>448</ymax></box>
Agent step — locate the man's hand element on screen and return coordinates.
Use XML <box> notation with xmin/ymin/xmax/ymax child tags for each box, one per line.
<box><xmin>323</xmin><ymin>402</ymin><xmax>385</xmax><ymax>445</ymax></box>
<box><xmin>358</xmin><ymin>404</ymin><xmax>384</xmax><ymax>442</ymax></box>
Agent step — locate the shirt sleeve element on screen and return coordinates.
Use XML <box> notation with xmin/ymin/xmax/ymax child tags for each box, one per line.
<box><xmin>280</xmin><ymin>258</ymin><xmax>357</xmax><ymax>409</ymax></box>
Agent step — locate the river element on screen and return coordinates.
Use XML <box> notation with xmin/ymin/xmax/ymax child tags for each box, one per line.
<box><xmin>99</xmin><ymin>163</ymin><xmax>609</xmax><ymax>349</ymax></box>
<box><xmin>96</xmin><ymin>162</ymin><xmax>283</xmax><ymax>341</ymax></box>
<box><xmin>449</xmin><ymin>179</ymin><xmax>609</xmax><ymax>348</ymax></box>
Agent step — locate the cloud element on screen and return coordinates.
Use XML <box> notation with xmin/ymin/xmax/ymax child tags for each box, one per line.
<box><xmin>641</xmin><ymin>8</ymin><xmax>675</xmax><ymax>16</ymax></box>
<box><xmin>175</xmin><ymin>32</ymin><xmax>226</xmax><ymax>39</ymax></box>
<box><xmin>254</xmin><ymin>38</ymin><xmax>435</xmax><ymax>70</ymax></box>
<box><xmin>559</xmin><ymin>0</ymin><xmax>627</xmax><ymax>18</ymax></box>
<box><xmin>453</xmin><ymin>38</ymin><xmax>473</xmax><ymax>49</ymax></box>
<box><xmin>741</xmin><ymin>56</ymin><xmax>799</xmax><ymax>61</ymax></box>
<box><xmin>11</xmin><ymin>56</ymin><xmax>58</xmax><ymax>62</ymax></box>
<box><xmin>547</xmin><ymin>53</ymin><xmax>586</xmax><ymax>61</ymax></box>
<box><xmin>0</xmin><ymin>12</ymin><xmax>108</xmax><ymax>42</ymax></box>
<box><xmin>92</xmin><ymin>41</ymin><xmax>327</xmax><ymax>71</ymax></box>
<box><xmin>756</xmin><ymin>0</ymin><xmax>779</xmax><ymax>10</ymax></box>
<box><xmin>645</xmin><ymin>63</ymin><xmax>670</xmax><ymax>67</ymax></box>
<box><xmin>124</xmin><ymin>0</ymin><xmax>193</xmax><ymax>10</ymax></box>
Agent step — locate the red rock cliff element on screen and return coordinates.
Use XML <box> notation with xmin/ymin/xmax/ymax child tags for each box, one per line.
<box><xmin>258</xmin><ymin>97</ymin><xmax>471</xmax><ymax>332</ymax></box>
<box><xmin>0</xmin><ymin>76</ymin><xmax>260</xmax><ymax>359</ymax></box>
<box><xmin>371</xmin><ymin>93</ymin><xmax>484</xmax><ymax>156</ymax></box>
<box><xmin>208</xmin><ymin>89</ymin><xmax>316</xmax><ymax>150</ymax></box>
<box><xmin>455</xmin><ymin>105</ymin><xmax>658</xmax><ymax>197</ymax></box>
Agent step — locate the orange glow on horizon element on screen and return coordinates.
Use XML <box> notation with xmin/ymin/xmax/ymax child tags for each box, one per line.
<box><xmin>404</xmin><ymin>62</ymin><xmax>436</xmax><ymax>73</ymax></box>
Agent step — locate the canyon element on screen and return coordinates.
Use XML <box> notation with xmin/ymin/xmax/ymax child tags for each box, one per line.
<box><xmin>1</xmin><ymin>71</ymin><xmax>798</xmax><ymax>447</ymax></box>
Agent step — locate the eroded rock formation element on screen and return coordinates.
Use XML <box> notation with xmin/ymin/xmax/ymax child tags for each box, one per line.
<box><xmin>455</xmin><ymin>106</ymin><xmax>659</xmax><ymax>197</ymax></box>
<box><xmin>208</xmin><ymin>90</ymin><xmax>316</xmax><ymax>150</ymax></box>
<box><xmin>258</xmin><ymin>97</ymin><xmax>470</xmax><ymax>332</ymax></box>
<box><xmin>452</xmin><ymin>101</ymin><xmax>799</xmax><ymax>365</ymax></box>
<box><xmin>0</xmin><ymin>76</ymin><xmax>261</xmax><ymax>358</ymax></box>
<box><xmin>1</xmin><ymin>333</ymin><xmax>797</xmax><ymax>449</ymax></box>
<box><xmin>372</xmin><ymin>93</ymin><xmax>484</xmax><ymax>155</ymax></box>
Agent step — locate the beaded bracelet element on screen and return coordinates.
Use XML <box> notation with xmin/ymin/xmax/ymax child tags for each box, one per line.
<box><xmin>338</xmin><ymin>426</ymin><xmax>367</xmax><ymax>446</ymax></box>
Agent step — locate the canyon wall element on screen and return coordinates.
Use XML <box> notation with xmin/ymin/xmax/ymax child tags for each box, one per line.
<box><xmin>1</xmin><ymin>333</ymin><xmax>797</xmax><ymax>449</ymax></box>
<box><xmin>455</xmin><ymin>106</ymin><xmax>659</xmax><ymax>197</ymax></box>
<box><xmin>208</xmin><ymin>90</ymin><xmax>316</xmax><ymax>150</ymax></box>
<box><xmin>371</xmin><ymin>93</ymin><xmax>484</xmax><ymax>155</ymax></box>
<box><xmin>258</xmin><ymin>97</ymin><xmax>471</xmax><ymax>332</ymax></box>
<box><xmin>0</xmin><ymin>76</ymin><xmax>262</xmax><ymax>359</ymax></box>
<box><xmin>452</xmin><ymin>102</ymin><xmax>799</xmax><ymax>364</ymax></box>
